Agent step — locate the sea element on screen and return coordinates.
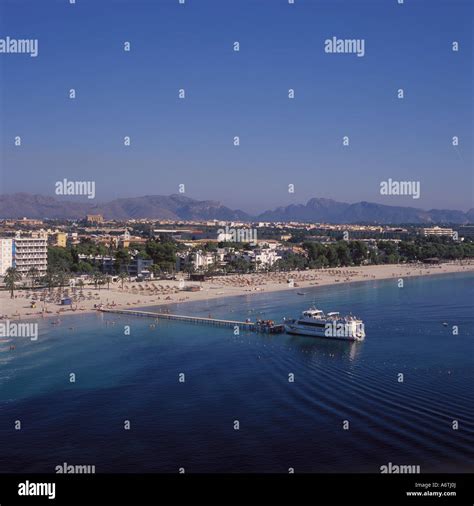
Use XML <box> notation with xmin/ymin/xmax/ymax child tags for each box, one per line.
<box><xmin>0</xmin><ymin>273</ymin><xmax>473</xmax><ymax>473</ymax></box>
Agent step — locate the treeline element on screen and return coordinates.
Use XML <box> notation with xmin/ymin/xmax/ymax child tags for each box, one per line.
<box><xmin>272</xmin><ymin>237</ymin><xmax>474</xmax><ymax>272</ymax></box>
<box><xmin>40</xmin><ymin>235</ymin><xmax>474</xmax><ymax>281</ymax></box>
<box><xmin>374</xmin><ymin>237</ymin><xmax>473</xmax><ymax>263</ymax></box>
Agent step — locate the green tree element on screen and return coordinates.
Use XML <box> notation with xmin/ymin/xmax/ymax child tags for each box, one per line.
<box><xmin>377</xmin><ymin>241</ymin><xmax>399</xmax><ymax>264</ymax></box>
<box><xmin>335</xmin><ymin>242</ymin><xmax>352</xmax><ymax>266</ymax></box>
<box><xmin>348</xmin><ymin>241</ymin><xmax>368</xmax><ymax>266</ymax></box>
<box><xmin>4</xmin><ymin>267</ymin><xmax>22</xmax><ymax>298</ymax></box>
<box><xmin>117</xmin><ymin>271</ymin><xmax>128</xmax><ymax>289</ymax></box>
<box><xmin>325</xmin><ymin>246</ymin><xmax>339</xmax><ymax>267</ymax></box>
<box><xmin>114</xmin><ymin>248</ymin><xmax>131</xmax><ymax>274</ymax></box>
<box><xmin>56</xmin><ymin>270</ymin><xmax>70</xmax><ymax>287</ymax></box>
<box><xmin>77</xmin><ymin>261</ymin><xmax>94</xmax><ymax>274</ymax></box>
<box><xmin>48</xmin><ymin>246</ymin><xmax>73</xmax><ymax>272</ymax></box>
<box><xmin>399</xmin><ymin>241</ymin><xmax>418</xmax><ymax>262</ymax></box>
<box><xmin>92</xmin><ymin>271</ymin><xmax>105</xmax><ymax>290</ymax></box>
<box><xmin>183</xmin><ymin>259</ymin><xmax>196</xmax><ymax>277</ymax></box>
<box><xmin>27</xmin><ymin>266</ymin><xmax>40</xmax><ymax>287</ymax></box>
<box><xmin>145</xmin><ymin>239</ymin><xmax>177</xmax><ymax>273</ymax></box>
<box><xmin>44</xmin><ymin>270</ymin><xmax>56</xmax><ymax>291</ymax></box>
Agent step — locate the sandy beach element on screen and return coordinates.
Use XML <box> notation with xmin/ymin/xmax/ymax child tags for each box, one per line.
<box><xmin>1</xmin><ymin>261</ymin><xmax>473</xmax><ymax>321</ymax></box>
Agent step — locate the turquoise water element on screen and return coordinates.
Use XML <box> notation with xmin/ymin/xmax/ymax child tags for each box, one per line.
<box><xmin>0</xmin><ymin>273</ymin><xmax>473</xmax><ymax>473</ymax></box>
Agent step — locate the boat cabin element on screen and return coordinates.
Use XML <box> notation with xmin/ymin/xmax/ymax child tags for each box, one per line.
<box><xmin>302</xmin><ymin>308</ymin><xmax>324</xmax><ymax>318</ymax></box>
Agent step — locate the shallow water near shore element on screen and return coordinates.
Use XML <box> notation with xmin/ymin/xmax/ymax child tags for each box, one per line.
<box><xmin>0</xmin><ymin>273</ymin><xmax>473</xmax><ymax>473</ymax></box>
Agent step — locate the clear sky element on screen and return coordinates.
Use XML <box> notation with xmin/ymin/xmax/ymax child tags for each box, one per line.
<box><xmin>0</xmin><ymin>0</ymin><xmax>472</xmax><ymax>213</ymax></box>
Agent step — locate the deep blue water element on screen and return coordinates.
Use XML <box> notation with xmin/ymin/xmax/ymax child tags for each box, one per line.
<box><xmin>0</xmin><ymin>273</ymin><xmax>473</xmax><ymax>473</ymax></box>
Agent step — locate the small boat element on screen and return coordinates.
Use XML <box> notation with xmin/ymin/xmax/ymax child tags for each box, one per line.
<box><xmin>442</xmin><ymin>322</ymin><xmax>448</xmax><ymax>326</ymax></box>
<box><xmin>297</xmin><ymin>292</ymin><xmax>306</xmax><ymax>296</ymax></box>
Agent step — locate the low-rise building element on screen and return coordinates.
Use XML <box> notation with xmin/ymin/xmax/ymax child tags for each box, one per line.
<box><xmin>68</xmin><ymin>232</ymin><xmax>80</xmax><ymax>245</ymax></box>
<box><xmin>51</xmin><ymin>231</ymin><xmax>67</xmax><ymax>248</ymax></box>
<box><xmin>422</xmin><ymin>226</ymin><xmax>454</xmax><ymax>237</ymax></box>
<box><xmin>128</xmin><ymin>257</ymin><xmax>153</xmax><ymax>278</ymax></box>
<box><xmin>193</xmin><ymin>251</ymin><xmax>217</xmax><ymax>270</ymax></box>
<box><xmin>86</xmin><ymin>214</ymin><xmax>104</xmax><ymax>225</ymax></box>
<box><xmin>242</xmin><ymin>248</ymin><xmax>282</xmax><ymax>270</ymax></box>
<box><xmin>77</xmin><ymin>253</ymin><xmax>153</xmax><ymax>277</ymax></box>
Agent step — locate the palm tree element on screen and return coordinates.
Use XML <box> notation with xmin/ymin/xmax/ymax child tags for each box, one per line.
<box><xmin>45</xmin><ymin>267</ymin><xmax>59</xmax><ymax>292</ymax></box>
<box><xmin>56</xmin><ymin>270</ymin><xmax>70</xmax><ymax>288</ymax></box>
<box><xmin>150</xmin><ymin>264</ymin><xmax>162</xmax><ymax>279</ymax></box>
<box><xmin>105</xmin><ymin>275</ymin><xmax>112</xmax><ymax>290</ymax></box>
<box><xmin>4</xmin><ymin>267</ymin><xmax>22</xmax><ymax>298</ymax></box>
<box><xmin>93</xmin><ymin>271</ymin><xmax>105</xmax><ymax>290</ymax></box>
<box><xmin>77</xmin><ymin>279</ymin><xmax>84</xmax><ymax>299</ymax></box>
<box><xmin>117</xmin><ymin>271</ymin><xmax>128</xmax><ymax>289</ymax></box>
<box><xmin>27</xmin><ymin>266</ymin><xmax>40</xmax><ymax>287</ymax></box>
<box><xmin>44</xmin><ymin>272</ymin><xmax>53</xmax><ymax>291</ymax></box>
<box><xmin>184</xmin><ymin>260</ymin><xmax>195</xmax><ymax>279</ymax></box>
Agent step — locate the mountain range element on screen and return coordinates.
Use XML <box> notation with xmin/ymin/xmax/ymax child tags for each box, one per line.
<box><xmin>1</xmin><ymin>193</ymin><xmax>473</xmax><ymax>225</ymax></box>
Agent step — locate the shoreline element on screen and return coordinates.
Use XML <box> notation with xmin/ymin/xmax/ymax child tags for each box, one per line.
<box><xmin>1</xmin><ymin>261</ymin><xmax>473</xmax><ymax>322</ymax></box>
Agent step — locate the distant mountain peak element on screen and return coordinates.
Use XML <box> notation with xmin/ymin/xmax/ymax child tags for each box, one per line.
<box><xmin>0</xmin><ymin>193</ymin><xmax>471</xmax><ymax>224</ymax></box>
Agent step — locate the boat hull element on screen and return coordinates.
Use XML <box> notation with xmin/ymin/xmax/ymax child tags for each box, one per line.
<box><xmin>285</xmin><ymin>324</ymin><xmax>364</xmax><ymax>341</ymax></box>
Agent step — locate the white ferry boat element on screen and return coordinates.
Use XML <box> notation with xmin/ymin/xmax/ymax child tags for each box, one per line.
<box><xmin>284</xmin><ymin>307</ymin><xmax>365</xmax><ymax>341</ymax></box>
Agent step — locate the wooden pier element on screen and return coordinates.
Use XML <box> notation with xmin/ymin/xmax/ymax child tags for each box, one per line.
<box><xmin>99</xmin><ymin>308</ymin><xmax>285</xmax><ymax>333</ymax></box>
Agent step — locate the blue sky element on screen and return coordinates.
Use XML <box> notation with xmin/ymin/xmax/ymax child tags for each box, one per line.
<box><xmin>0</xmin><ymin>0</ymin><xmax>472</xmax><ymax>213</ymax></box>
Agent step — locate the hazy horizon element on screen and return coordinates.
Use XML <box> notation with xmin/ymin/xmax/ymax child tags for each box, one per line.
<box><xmin>0</xmin><ymin>190</ymin><xmax>472</xmax><ymax>216</ymax></box>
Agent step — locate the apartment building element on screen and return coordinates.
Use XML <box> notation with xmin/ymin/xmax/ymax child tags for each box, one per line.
<box><xmin>13</xmin><ymin>230</ymin><xmax>48</xmax><ymax>276</ymax></box>
<box><xmin>50</xmin><ymin>231</ymin><xmax>68</xmax><ymax>247</ymax></box>
<box><xmin>0</xmin><ymin>238</ymin><xmax>13</xmax><ymax>275</ymax></box>
<box><xmin>422</xmin><ymin>226</ymin><xmax>454</xmax><ymax>237</ymax></box>
<box><xmin>242</xmin><ymin>248</ymin><xmax>282</xmax><ymax>270</ymax></box>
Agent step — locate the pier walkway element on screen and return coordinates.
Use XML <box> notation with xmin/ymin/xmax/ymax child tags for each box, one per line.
<box><xmin>99</xmin><ymin>308</ymin><xmax>285</xmax><ymax>333</ymax></box>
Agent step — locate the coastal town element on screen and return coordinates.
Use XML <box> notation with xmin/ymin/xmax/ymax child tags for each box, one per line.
<box><xmin>1</xmin><ymin>214</ymin><xmax>473</xmax><ymax>320</ymax></box>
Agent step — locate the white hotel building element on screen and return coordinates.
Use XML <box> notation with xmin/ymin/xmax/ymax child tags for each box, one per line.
<box><xmin>422</xmin><ymin>226</ymin><xmax>454</xmax><ymax>237</ymax></box>
<box><xmin>11</xmin><ymin>231</ymin><xmax>48</xmax><ymax>276</ymax></box>
<box><xmin>0</xmin><ymin>238</ymin><xmax>13</xmax><ymax>275</ymax></box>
